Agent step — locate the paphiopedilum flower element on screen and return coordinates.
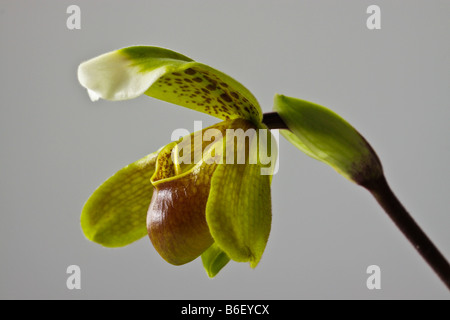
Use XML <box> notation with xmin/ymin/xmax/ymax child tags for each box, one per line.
<box><xmin>78</xmin><ymin>46</ymin><xmax>450</xmax><ymax>288</ymax></box>
<box><xmin>78</xmin><ymin>46</ymin><xmax>277</xmax><ymax>276</ymax></box>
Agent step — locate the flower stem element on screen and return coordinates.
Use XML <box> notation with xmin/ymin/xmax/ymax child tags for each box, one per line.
<box><xmin>262</xmin><ymin>112</ymin><xmax>289</xmax><ymax>130</ymax></box>
<box><xmin>264</xmin><ymin>110</ymin><xmax>450</xmax><ymax>290</ymax></box>
<box><xmin>363</xmin><ymin>175</ymin><xmax>450</xmax><ymax>290</ymax></box>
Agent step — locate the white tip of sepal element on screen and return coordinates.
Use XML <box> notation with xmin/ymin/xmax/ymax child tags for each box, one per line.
<box><xmin>77</xmin><ymin>50</ymin><xmax>164</xmax><ymax>102</ymax></box>
<box><xmin>87</xmin><ymin>89</ymin><xmax>100</xmax><ymax>102</ymax></box>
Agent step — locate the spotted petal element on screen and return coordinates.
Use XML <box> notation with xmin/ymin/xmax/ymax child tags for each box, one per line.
<box><xmin>78</xmin><ymin>46</ymin><xmax>262</xmax><ymax>123</ymax></box>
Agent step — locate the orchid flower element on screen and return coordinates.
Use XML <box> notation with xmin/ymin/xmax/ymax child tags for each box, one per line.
<box><xmin>78</xmin><ymin>46</ymin><xmax>450</xmax><ymax>286</ymax></box>
<box><xmin>78</xmin><ymin>46</ymin><xmax>277</xmax><ymax>276</ymax></box>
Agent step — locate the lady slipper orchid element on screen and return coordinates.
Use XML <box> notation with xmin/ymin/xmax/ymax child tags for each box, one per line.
<box><xmin>78</xmin><ymin>46</ymin><xmax>276</xmax><ymax>277</ymax></box>
<box><xmin>78</xmin><ymin>46</ymin><xmax>450</xmax><ymax>288</ymax></box>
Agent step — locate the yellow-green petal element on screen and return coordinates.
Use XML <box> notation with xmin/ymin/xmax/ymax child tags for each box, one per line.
<box><xmin>274</xmin><ymin>94</ymin><xmax>383</xmax><ymax>185</ymax></box>
<box><xmin>206</xmin><ymin>162</ymin><xmax>272</xmax><ymax>268</ymax></box>
<box><xmin>81</xmin><ymin>150</ymin><xmax>160</xmax><ymax>247</ymax></box>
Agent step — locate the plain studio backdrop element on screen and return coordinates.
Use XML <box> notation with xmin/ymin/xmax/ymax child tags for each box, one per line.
<box><xmin>0</xmin><ymin>1</ymin><xmax>449</xmax><ymax>299</ymax></box>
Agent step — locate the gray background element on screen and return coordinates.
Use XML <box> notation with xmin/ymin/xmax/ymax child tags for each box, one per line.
<box><xmin>1</xmin><ymin>0</ymin><xmax>449</xmax><ymax>299</ymax></box>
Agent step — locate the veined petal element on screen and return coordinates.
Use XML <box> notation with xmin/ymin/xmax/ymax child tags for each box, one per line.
<box><xmin>81</xmin><ymin>149</ymin><xmax>160</xmax><ymax>247</ymax></box>
<box><xmin>205</xmin><ymin>126</ymin><xmax>273</xmax><ymax>268</ymax></box>
<box><xmin>78</xmin><ymin>46</ymin><xmax>262</xmax><ymax>123</ymax></box>
<box><xmin>206</xmin><ymin>162</ymin><xmax>272</xmax><ymax>268</ymax></box>
<box><xmin>274</xmin><ymin>94</ymin><xmax>383</xmax><ymax>185</ymax></box>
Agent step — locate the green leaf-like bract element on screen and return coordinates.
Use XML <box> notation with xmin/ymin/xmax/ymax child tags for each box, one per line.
<box><xmin>274</xmin><ymin>94</ymin><xmax>382</xmax><ymax>185</ymax></box>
